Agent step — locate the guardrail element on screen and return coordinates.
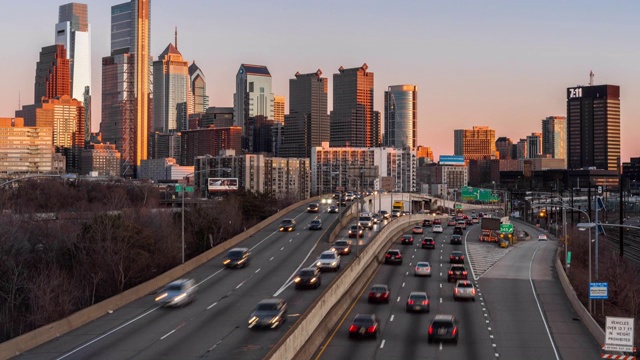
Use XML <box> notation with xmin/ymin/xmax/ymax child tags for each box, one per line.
<box><xmin>265</xmin><ymin>214</ymin><xmax>427</xmax><ymax>360</ymax></box>
<box><xmin>0</xmin><ymin>195</ymin><xmax>324</xmax><ymax>360</ymax></box>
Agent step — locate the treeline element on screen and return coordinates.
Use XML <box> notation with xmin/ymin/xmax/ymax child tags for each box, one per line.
<box><xmin>0</xmin><ymin>178</ymin><xmax>293</xmax><ymax>342</ymax></box>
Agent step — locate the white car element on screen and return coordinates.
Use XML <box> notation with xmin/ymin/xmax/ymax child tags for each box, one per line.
<box><xmin>316</xmin><ymin>250</ymin><xmax>341</xmax><ymax>271</ymax></box>
<box><xmin>414</xmin><ymin>261</ymin><xmax>432</xmax><ymax>276</ymax></box>
<box><xmin>433</xmin><ymin>225</ymin><xmax>443</xmax><ymax>233</ymax></box>
<box><xmin>538</xmin><ymin>234</ymin><xmax>547</xmax><ymax>241</ymax></box>
<box><xmin>155</xmin><ymin>279</ymin><xmax>197</xmax><ymax>307</ymax></box>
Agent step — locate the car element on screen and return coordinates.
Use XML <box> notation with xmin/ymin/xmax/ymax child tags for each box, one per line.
<box><xmin>358</xmin><ymin>214</ymin><xmax>374</xmax><ymax>229</ymax></box>
<box><xmin>368</xmin><ymin>284</ymin><xmax>390</xmax><ymax>303</ymax></box>
<box><xmin>248</xmin><ymin>298</ymin><xmax>288</xmax><ymax>329</ymax></box>
<box><xmin>448</xmin><ymin>264</ymin><xmax>468</xmax><ymax>282</ymax></box>
<box><xmin>348</xmin><ymin>314</ymin><xmax>380</xmax><ymax>339</ymax></box>
<box><xmin>406</xmin><ymin>291</ymin><xmax>430</xmax><ymax>312</ymax></box>
<box><xmin>384</xmin><ymin>249</ymin><xmax>403</xmax><ymax>264</ymax></box>
<box><xmin>155</xmin><ymin>279</ymin><xmax>197</xmax><ymax>307</ymax></box>
<box><xmin>333</xmin><ymin>191</ymin><xmax>342</xmax><ymax>199</ymax></box>
<box><xmin>456</xmin><ymin>221</ymin><xmax>467</xmax><ymax>230</ymax></box>
<box><xmin>339</xmin><ymin>197</ymin><xmax>347</xmax><ymax>206</ymax></box>
<box><xmin>422</xmin><ymin>219</ymin><xmax>432</xmax><ymax>227</ymax></box>
<box><xmin>435</xmin><ymin>211</ymin><xmax>442</xmax><ymax>216</ymax></box>
<box><xmin>449</xmin><ymin>250</ymin><xmax>465</xmax><ymax>264</ymax></box>
<box><xmin>372</xmin><ymin>213</ymin><xmax>382</xmax><ymax>224</ymax></box>
<box><xmin>433</xmin><ymin>218</ymin><xmax>442</xmax><ymax>225</ymax></box>
<box><xmin>422</xmin><ymin>237</ymin><xmax>435</xmax><ymax>249</ymax></box>
<box><xmin>414</xmin><ymin>261</ymin><xmax>432</xmax><ymax>276</ymax></box>
<box><xmin>433</xmin><ymin>225</ymin><xmax>443</xmax><ymax>233</ymax></box>
<box><xmin>331</xmin><ymin>239</ymin><xmax>352</xmax><ymax>255</ymax></box>
<box><xmin>391</xmin><ymin>209</ymin><xmax>402</xmax><ymax>218</ymax></box>
<box><xmin>294</xmin><ymin>267</ymin><xmax>322</xmax><ymax>289</ymax></box>
<box><xmin>466</xmin><ymin>219</ymin><xmax>473</xmax><ymax>225</ymax></box>
<box><xmin>308</xmin><ymin>219</ymin><xmax>323</xmax><ymax>230</ymax></box>
<box><xmin>447</xmin><ymin>219</ymin><xmax>457</xmax><ymax>226</ymax></box>
<box><xmin>279</xmin><ymin>219</ymin><xmax>296</xmax><ymax>232</ymax></box>
<box><xmin>348</xmin><ymin>224</ymin><xmax>364</xmax><ymax>238</ymax></box>
<box><xmin>478</xmin><ymin>212</ymin><xmax>484</xmax><ymax>218</ymax></box>
<box><xmin>453</xmin><ymin>280</ymin><xmax>476</xmax><ymax>301</ymax></box>
<box><xmin>412</xmin><ymin>226</ymin><xmax>424</xmax><ymax>234</ymax></box>
<box><xmin>223</xmin><ymin>248</ymin><xmax>251</xmax><ymax>268</ymax></box>
<box><xmin>453</xmin><ymin>226</ymin><xmax>464</xmax><ymax>236</ymax></box>
<box><xmin>316</xmin><ymin>250</ymin><xmax>341</xmax><ymax>271</ymax></box>
<box><xmin>450</xmin><ymin>234</ymin><xmax>462</xmax><ymax>245</ymax></box>
<box><xmin>428</xmin><ymin>314</ymin><xmax>459</xmax><ymax>344</ymax></box>
<box><xmin>307</xmin><ymin>203</ymin><xmax>320</xmax><ymax>213</ymax></box>
<box><xmin>380</xmin><ymin>210</ymin><xmax>390</xmax><ymax>219</ymax></box>
<box><xmin>538</xmin><ymin>234</ymin><xmax>548</xmax><ymax>241</ymax></box>
<box><xmin>401</xmin><ymin>234</ymin><xmax>414</xmax><ymax>245</ymax></box>
<box><xmin>328</xmin><ymin>205</ymin><xmax>339</xmax><ymax>213</ymax></box>
<box><xmin>471</xmin><ymin>216</ymin><xmax>479</xmax><ymax>224</ymax></box>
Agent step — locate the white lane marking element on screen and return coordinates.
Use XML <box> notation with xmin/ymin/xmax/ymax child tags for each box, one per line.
<box><xmin>483</xmin><ymin>307</ymin><xmax>486</xmax><ymax>311</ymax></box>
<box><xmin>440</xmin><ymin>284</ymin><xmax>442</xmax><ymax>288</ymax></box>
<box><xmin>270</xmin><ymin>257</ymin><xmax>275</xmax><ymax>261</ymax></box>
<box><xmin>402</xmin><ymin>282</ymin><xmax>405</xmax><ymax>287</ymax></box>
<box><xmin>160</xmin><ymin>329</ymin><xmax>176</xmax><ymax>340</ymax></box>
<box><xmin>493</xmin><ymin>344</ymin><xmax>497</xmax><ymax>347</ymax></box>
<box><xmin>440</xmin><ymin>272</ymin><xmax>442</xmax><ymax>277</ymax></box>
<box><xmin>440</xmin><ymin>298</ymin><xmax>443</xmax><ymax>304</ymax></box>
<box><xmin>397</xmin><ymin>296</ymin><xmax>401</xmax><ymax>302</ymax></box>
<box><xmin>409</xmin><ymin>262</ymin><xmax>412</xmax><ymax>266</ymax></box>
<box><xmin>289</xmin><ymin>239</ymin><xmax>292</xmax><ymax>242</ymax></box>
<box><xmin>390</xmin><ymin>315</ymin><xmax>395</xmax><ymax>322</ymax></box>
<box><xmin>488</xmin><ymin>327</ymin><xmax>492</xmax><ymax>330</ymax></box>
<box><xmin>495</xmin><ymin>353</ymin><xmax>500</xmax><ymax>357</ymax></box>
<box><xmin>196</xmin><ymin>268</ymin><xmax>224</xmax><ymax>287</ymax></box>
<box><xmin>236</xmin><ymin>281</ymin><xmax>245</xmax><ymax>289</ymax></box>
<box><xmin>529</xmin><ymin>246</ymin><xmax>561</xmax><ymax>360</ymax></box>
<box><xmin>439</xmin><ymin>342</ymin><xmax>443</xmax><ymax>351</ymax></box>
<box><xmin>249</xmin><ymin>230</ymin><xmax>278</xmax><ymax>251</ymax></box>
<box><xmin>54</xmin><ymin>307</ymin><xmax>159</xmax><ymax>360</ymax></box>
<box><xmin>280</xmin><ymin>247</ymin><xmax>285</xmax><ymax>251</ymax></box>
<box><xmin>380</xmin><ymin>339</ymin><xmax>386</xmax><ymax>349</ymax></box>
<box><xmin>406</xmin><ymin>272</ymin><xmax>409</xmax><ymax>275</ymax></box>
<box><xmin>490</xmin><ymin>335</ymin><xmax>494</xmax><ymax>339</ymax></box>
<box><xmin>273</xmin><ymin>232</ymin><xmax>325</xmax><ymax>297</ymax></box>
<box><xmin>255</xmin><ymin>268</ymin><xmax>261</xmax><ymax>273</ymax></box>
<box><xmin>207</xmin><ymin>302</ymin><xmax>218</xmax><ymax>310</ymax></box>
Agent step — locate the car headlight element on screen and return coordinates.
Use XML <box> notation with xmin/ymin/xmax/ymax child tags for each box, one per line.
<box><xmin>294</xmin><ymin>277</ymin><xmax>301</xmax><ymax>283</ymax></box>
<box><xmin>249</xmin><ymin>316</ymin><xmax>258</xmax><ymax>324</ymax></box>
<box><xmin>155</xmin><ymin>293</ymin><xmax>168</xmax><ymax>302</ymax></box>
<box><xmin>174</xmin><ymin>293</ymin><xmax>187</xmax><ymax>302</ymax></box>
<box><xmin>310</xmin><ymin>278</ymin><xmax>317</xmax><ymax>283</ymax></box>
<box><xmin>223</xmin><ymin>259</ymin><xmax>231</xmax><ymax>265</ymax></box>
<box><xmin>331</xmin><ymin>261</ymin><xmax>337</xmax><ymax>266</ymax></box>
<box><xmin>316</xmin><ymin>261</ymin><xmax>322</xmax><ymax>266</ymax></box>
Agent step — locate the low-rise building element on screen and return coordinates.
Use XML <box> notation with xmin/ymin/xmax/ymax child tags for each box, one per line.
<box><xmin>0</xmin><ymin>117</ymin><xmax>54</xmax><ymax>177</ymax></box>
<box><xmin>81</xmin><ymin>143</ymin><xmax>121</xmax><ymax>176</ymax></box>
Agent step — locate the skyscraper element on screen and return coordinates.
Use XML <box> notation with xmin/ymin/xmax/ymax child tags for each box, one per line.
<box><xmin>280</xmin><ymin>70</ymin><xmax>329</xmax><ymax>158</ymax></box>
<box><xmin>566</xmin><ymin>84</ymin><xmax>620</xmax><ymax>170</ymax></box>
<box><xmin>189</xmin><ymin>61</ymin><xmax>208</xmax><ymax>115</ymax></box>
<box><xmin>453</xmin><ymin>126</ymin><xmax>497</xmax><ymax>160</ymax></box>
<box><xmin>100</xmin><ymin>0</ymin><xmax>150</xmax><ymax>177</ymax></box>
<box><xmin>384</xmin><ymin>85</ymin><xmax>417</xmax><ymax>150</ymax></box>
<box><xmin>495</xmin><ymin>137</ymin><xmax>513</xmax><ymax>160</ymax></box>
<box><xmin>234</xmin><ymin>64</ymin><xmax>274</xmax><ymax>144</ymax></box>
<box><xmin>526</xmin><ymin>133</ymin><xmax>542</xmax><ymax>159</ymax></box>
<box><xmin>34</xmin><ymin>44</ymin><xmax>70</xmax><ymax>103</ymax></box>
<box><xmin>330</xmin><ymin>64</ymin><xmax>377</xmax><ymax>147</ymax></box>
<box><xmin>153</xmin><ymin>42</ymin><xmax>189</xmax><ymax>132</ymax></box>
<box><xmin>273</xmin><ymin>95</ymin><xmax>285</xmax><ymax>123</ymax></box>
<box><xmin>541</xmin><ymin>116</ymin><xmax>567</xmax><ymax>165</ymax></box>
<box><xmin>55</xmin><ymin>2</ymin><xmax>91</xmax><ymax>139</ymax></box>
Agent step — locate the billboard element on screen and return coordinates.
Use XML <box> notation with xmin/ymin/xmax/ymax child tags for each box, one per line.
<box><xmin>439</xmin><ymin>155</ymin><xmax>465</xmax><ymax>165</ymax></box>
<box><xmin>208</xmin><ymin>178</ymin><xmax>239</xmax><ymax>192</ymax></box>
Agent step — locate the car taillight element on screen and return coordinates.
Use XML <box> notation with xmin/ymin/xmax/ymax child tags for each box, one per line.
<box><xmin>369</xmin><ymin>292</ymin><xmax>375</xmax><ymax>297</ymax></box>
<box><xmin>386</xmin><ymin>254</ymin><xmax>391</xmax><ymax>258</ymax></box>
<box><xmin>397</xmin><ymin>254</ymin><xmax>402</xmax><ymax>258</ymax></box>
<box><xmin>422</xmin><ymin>300</ymin><xmax>429</xmax><ymax>305</ymax></box>
<box><xmin>454</xmin><ymin>288</ymin><xmax>459</xmax><ymax>294</ymax></box>
<box><xmin>452</xmin><ymin>326</ymin><xmax>458</xmax><ymax>336</ymax></box>
<box><xmin>461</xmin><ymin>256</ymin><xmax>464</xmax><ymax>259</ymax></box>
<box><xmin>463</xmin><ymin>271</ymin><xmax>468</xmax><ymax>275</ymax></box>
<box><xmin>428</xmin><ymin>326</ymin><xmax>433</xmax><ymax>335</ymax></box>
<box><xmin>472</xmin><ymin>288</ymin><xmax>476</xmax><ymax>295</ymax></box>
<box><xmin>382</xmin><ymin>292</ymin><xmax>389</xmax><ymax>298</ymax></box>
<box><xmin>349</xmin><ymin>325</ymin><xmax>358</xmax><ymax>332</ymax></box>
<box><xmin>367</xmin><ymin>325</ymin><xmax>377</xmax><ymax>333</ymax></box>
<box><xmin>448</xmin><ymin>271</ymin><xmax>453</xmax><ymax>275</ymax></box>
<box><xmin>450</xmin><ymin>256</ymin><xmax>454</xmax><ymax>260</ymax></box>
<box><xmin>407</xmin><ymin>300</ymin><xmax>414</xmax><ymax>305</ymax></box>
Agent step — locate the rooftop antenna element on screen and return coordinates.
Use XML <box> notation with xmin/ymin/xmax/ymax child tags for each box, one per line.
<box><xmin>589</xmin><ymin>70</ymin><xmax>594</xmax><ymax>86</ymax></box>
<box><xmin>175</xmin><ymin>27</ymin><xmax>178</xmax><ymax>50</ymax></box>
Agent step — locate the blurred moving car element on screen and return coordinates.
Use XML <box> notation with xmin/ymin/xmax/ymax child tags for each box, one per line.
<box><xmin>412</xmin><ymin>226</ymin><xmax>424</xmax><ymax>234</ymax></box>
<box><xmin>448</xmin><ymin>264</ymin><xmax>468</xmax><ymax>282</ymax></box>
<box><xmin>358</xmin><ymin>214</ymin><xmax>374</xmax><ymax>229</ymax></box>
<box><xmin>447</xmin><ymin>219</ymin><xmax>457</xmax><ymax>226</ymax></box>
<box><xmin>457</xmin><ymin>221</ymin><xmax>467</xmax><ymax>230</ymax></box>
<box><xmin>307</xmin><ymin>203</ymin><xmax>320</xmax><ymax>213</ymax></box>
<box><xmin>331</xmin><ymin>239</ymin><xmax>352</xmax><ymax>255</ymax></box>
<box><xmin>385</xmin><ymin>249</ymin><xmax>403</xmax><ymax>264</ymax></box>
<box><xmin>433</xmin><ymin>225</ymin><xmax>443</xmax><ymax>233</ymax></box>
<box><xmin>248</xmin><ymin>298</ymin><xmax>288</xmax><ymax>329</ymax></box>
<box><xmin>422</xmin><ymin>237</ymin><xmax>435</xmax><ymax>249</ymax></box>
<box><xmin>316</xmin><ymin>250</ymin><xmax>341</xmax><ymax>271</ymax></box>
<box><xmin>433</xmin><ymin>218</ymin><xmax>442</xmax><ymax>225</ymax></box>
<box><xmin>368</xmin><ymin>284</ymin><xmax>390</xmax><ymax>303</ymax></box>
<box><xmin>391</xmin><ymin>209</ymin><xmax>401</xmax><ymax>218</ymax></box>
<box><xmin>155</xmin><ymin>279</ymin><xmax>196</xmax><ymax>307</ymax></box>
<box><xmin>449</xmin><ymin>250</ymin><xmax>465</xmax><ymax>264</ymax></box>
<box><xmin>453</xmin><ymin>226</ymin><xmax>464</xmax><ymax>236</ymax></box>
<box><xmin>538</xmin><ymin>234</ymin><xmax>547</xmax><ymax>241</ymax></box>
<box><xmin>466</xmin><ymin>218</ymin><xmax>473</xmax><ymax>226</ymax></box>
<box><xmin>453</xmin><ymin>280</ymin><xmax>476</xmax><ymax>301</ymax></box>
<box><xmin>348</xmin><ymin>314</ymin><xmax>380</xmax><ymax>339</ymax></box>
<box><xmin>223</xmin><ymin>248</ymin><xmax>251</xmax><ymax>268</ymax></box>
<box><xmin>414</xmin><ymin>261</ymin><xmax>432</xmax><ymax>276</ymax></box>
<box><xmin>401</xmin><ymin>234</ymin><xmax>414</xmax><ymax>245</ymax></box>
<box><xmin>380</xmin><ymin>210</ymin><xmax>390</xmax><ymax>219</ymax></box>
<box><xmin>428</xmin><ymin>314</ymin><xmax>459</xmax><ymax>344</ymax></box>
<box><xmin>308</xmin><ymin>219</ymin><xmax>322</xmax><ymax>230</ymax></box>
<box><xmin>406</xmin><ymin>291</ymin><xmax>430</xmax><ymax>312</ymax></box>
<box><xmin>294</xmin><ymin>267</ymin><xmax>322</xmax><ymax>289</ymax></box>
<box><xmin>422</xmin><ymin>219</ymin><xmax>432</xmax><ymax>227</ymax></box>
<box><xmin>372</xmin><ymin>213</ymin><xmax>382</xmax><ymax>223</ymax></box>
<box><xmin>450</xmin><ymin>234</ymin><xmax>462</xmax><ymax>245</ymax></box>
<box><xmin>348</xmin><ymin>224</ymin><xmax>364</xmax><ymax>238</ymax></box>
<box><xmin>279</xmin><ymin>219</ymin><xmax>296</xmax><ymax>232</ymax></box>
<box><xmin>328</xmin><ymin>205</ymin><xmax>339</xmax><ymax>213</ymax></box>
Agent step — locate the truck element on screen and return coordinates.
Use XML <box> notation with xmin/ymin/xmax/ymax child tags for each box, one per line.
<box><xmin>479</xmin><ymin>217</ymin><xmax>501</xmax><ymax>242</ymax></box>
<box><xmin>392</xmin><ymin>200</ymin><xmax>410</xmax><ymax>212</ymax></box>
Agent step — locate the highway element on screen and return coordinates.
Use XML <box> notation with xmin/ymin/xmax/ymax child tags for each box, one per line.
<box><xmin>16</xmin><ymin>200</ymin><xmax>387</xmax><ymax>360</ymax></box>
<box><xmin>314</xmin><ymin>212</ymin><xmax>602</xmax><ymax>360</ymax></box>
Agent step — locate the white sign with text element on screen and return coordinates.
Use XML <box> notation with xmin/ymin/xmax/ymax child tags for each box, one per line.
<box><xmin>604</xmin><ymin>316</ymin><xmax>635</xmax><ymax>352</ymax></box>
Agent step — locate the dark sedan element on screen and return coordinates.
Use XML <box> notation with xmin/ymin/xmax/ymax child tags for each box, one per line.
<box><xmin>348</xmin><ymin>314</ymin><xmax>380</xmax><ymax>339</ymax></box>
<box><xmin>428</xmin><ymin>314</ymin><xmax>459</xmax><ymax>344</ymax></box>
<box><xmin>293</xmin><ymin>267</ymin><xmax>321</xmax><ymax>289</ymax></box>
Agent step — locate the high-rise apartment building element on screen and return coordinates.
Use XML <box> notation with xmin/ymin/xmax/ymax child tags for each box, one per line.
<box><xmin>55</xmin><ymin>2</ymin><xmax>91</xmax><ymax>139</ymax></box>
<box><xmin>274</xmin><ymin>95</ymin><xmax>285</xmax><ymax>123</ymax></box>
<box><xmin>330</xmin><ymin>64</ymin><xmax>377</xmax><ymax>147</ymax></box>
<box><xmin>516</xmin><ymin>138</ymin><xmax>528</xmax><ymax>159</ymax></box>
<box><xmin>526</xmin><ymin>133</ymin><xmax>542</xmax><ymax>159</ymax></box>
<box><xmin>495</xmin><ymin>137</ymin><xmax>513</xmax><ymax>160</ymax></box>
<box><xmin>541</xmin><ymin>116</ymin><xmax>566</xmax><ymax>166</ymax></box>
<box><xmin>453</xmin><ymin>126</ymin><xmax>497</xmax><ymax>160</ymax></box>
<box><xmin>384</xmin><ymin>85</ymin><xmax>417</xmax><ymax>150</ymax></box>
<box><xmin>34</xmin><ymin>45</ymin><xmax>70</xmax><ymax>103</ymax></box>
<box><xmin>153</xmin><ymin>42</ymin><xmax>190</xmax><ymax>132</ymax></box>
<box><xmin>280</xmin><ymin>70</ymin><xmax>329</xmax><ymax>158</ymax></box>
<box><xmin>0</xmin><ymin>118</ymin><xmax>54</xmax><ymax>176</ymax></box>
<box><xmin>566</xmin><ymin>84</ymin><xmax>620</xmax><ymax>170</ymax></box>
<box><xmin>180</xmin><ymin>126</ymin><xmax>242</xmax><ymax>166</ymax></box>
<box><xmin>100</xmin><ymin>0</ymin><xmax>150</xmax><ymax>177</ymax></box>
<box><xmin>188</xmin><ymin>61</ymin><xmax>208</xmax><ymax>115</ymax></box>
<box><xmin>234</xmin><ymin>64</ymin><xmax>274</xmax><ymax>143</ymax></box>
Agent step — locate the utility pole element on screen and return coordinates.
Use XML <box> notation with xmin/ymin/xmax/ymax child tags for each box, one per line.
<box><xmin>618</xmin><ymin>157</ymin><xmax>624</xmax><ymax>257</ymax></box>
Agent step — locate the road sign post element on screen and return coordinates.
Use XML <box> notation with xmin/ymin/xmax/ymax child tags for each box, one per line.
<box><xmin>590</xmin><ymin>282</ymin><xmax>608</xmax><ymax>300</ymax></box>
<box><xmin>604</xmin><ymin>316</ymin><xmax>635</xmax><ymax>353</ymax></box>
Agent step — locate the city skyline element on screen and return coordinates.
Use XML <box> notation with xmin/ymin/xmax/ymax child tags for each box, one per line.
<box><xmin>1</xmin><ymin>1</ymin><xmax>639</xmax><ymax>161</ymax></box>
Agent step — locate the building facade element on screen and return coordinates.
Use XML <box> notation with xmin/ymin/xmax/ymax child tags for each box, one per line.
<box><xmin>0</xmin><ymin>118</ymin><xmax>54</xmax><ymax>177</ymax></box>
<box><xmin>100</xmin><ymin>0</ymin><xmax>151</xmax><ymax>177</ymax></box>
<box><xmin>330</xmin><ymin>64</ymin><xmax>378</xmax><ymax>147</ymax></box>
<box><xmin>454</xmin><ymin>126</ymin><xmax>497</xmax><ymax>160</ymax></box>
<box><xmin>274</xmin><ymin>95</ymin><xmax>285</xmax><ymax>123</ymax></box>
<box><xmin>234</xmin><ymin>64</ymin><xmax>274</xmax><ymax>142</ymax></box>
<box><xmin>81</xmin><ymin>143</ymin><xmax>121</xmax><ymax>176</ymax></box>
<box><xmin>384</xmin><ymin>85</ymin><xmax>417</xmax><ymax>150</ymax></box>
<box><xmin>526</xmin><ymin>133</ymin><xmax>542</xmax><ymax>159</ymax></box>
<box><xmin>246</xmin><ymin>116</ymin><xmax>275</xmax><ymax>154</ymax></box>
<box><xmin>188</xmin><ymin>61</ymin><xmax>208</xmax><ymax>115</ymax></box>
<box><xmin>180</xmin><ymin>126</ymin><xmax>242</xmax><ymax>166</ymax></box>
<box><xmin>139</xmin><ymin>157</ymin><xmax>193</xmax><ymax>181</ymax></box>
<box><xmin>280</xmin><ymin>70</ymin><xmax>329</xmax><ymax>159</ymax></box>
<box><xmin>567</xmin><ymin>84</ymin><xmax>620</xmax><ymax>170</ymax></box>
<box><xmin>55</xmin><ymin>2</ymin><xmax>91</xmax><ymax>139</ymax></box>
<box><xmin>495</xmin><ymin>137</ymin><xmax>513</xmax><ymax>160</ymax></box>
<box><xmin>149</xmin><ymin>131</ymin><xmax>181</xmax><ymax>163</ymax></box>
<box><xmin>153</xmin><ymin>43</ymin><xmax>190</xmax><ymax>132</ymax></box>
<box><xmin>34</xmin><ymin>44</ymin><xmax>71</xmax><ymax>104</ymax></box>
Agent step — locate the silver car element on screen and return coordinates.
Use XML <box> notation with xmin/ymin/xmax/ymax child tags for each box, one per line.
<box><xmin>414</xmin><ymin>261</ymin><xmax>432</xmax><ymax>276</ymax></box>
<box><xmin>155</xmin><ymin>279</ymin><xmax>197</xmax><ymax>307</ymax></box>
<box><xmin>316</xmin><ymin>250</ymin><xmax>341</xmax><ymax>271</ymax></box>
<box><xmin>453</xmin><ymin>280</ymin><xmax>476</xmax><ymax>301</ymax></box>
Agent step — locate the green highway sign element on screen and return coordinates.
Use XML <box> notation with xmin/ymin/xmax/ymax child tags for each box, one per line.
<box><xmin>461</xmin><ymin>186</ymin><xmax>500</xmax><ymax>203</ymax></box>
<box><xmin>185</xmin><ymin>186</ymin><xmax>195</xmax><ymax>193</ymax></box>
<box><xmin>455</xmin><ymin>204</ymin><xmax>462</xmax><ymax>209</ymax></box>
<box><xmin>567</xmin><ymin>251</ymin><xmax>572</xmax><ymax>264</ymax></box>
<box><xmin>500</xmin><ymin>223</ymin><xmax>514</xmax><ymax>234</ymax></box>
<box><xmin>175</xmin><ymin>185</ymin><xmax>183</xmax><ymax>192</ymax></box>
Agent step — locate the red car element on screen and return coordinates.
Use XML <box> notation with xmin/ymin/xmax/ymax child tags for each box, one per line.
<box><xmin>412</xmin><ymin>226</ymin><xmax>424</xmax><ymax>234</ymax></box>
<box><xmin>368</xmin><ymin>284</ymin><xmax>390</xmax><ymax>303</ymax></box>
<box><xmin>433</xmin><ymin>219</ymin><xmax>442</xmax><ymax>225</ymax></box>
